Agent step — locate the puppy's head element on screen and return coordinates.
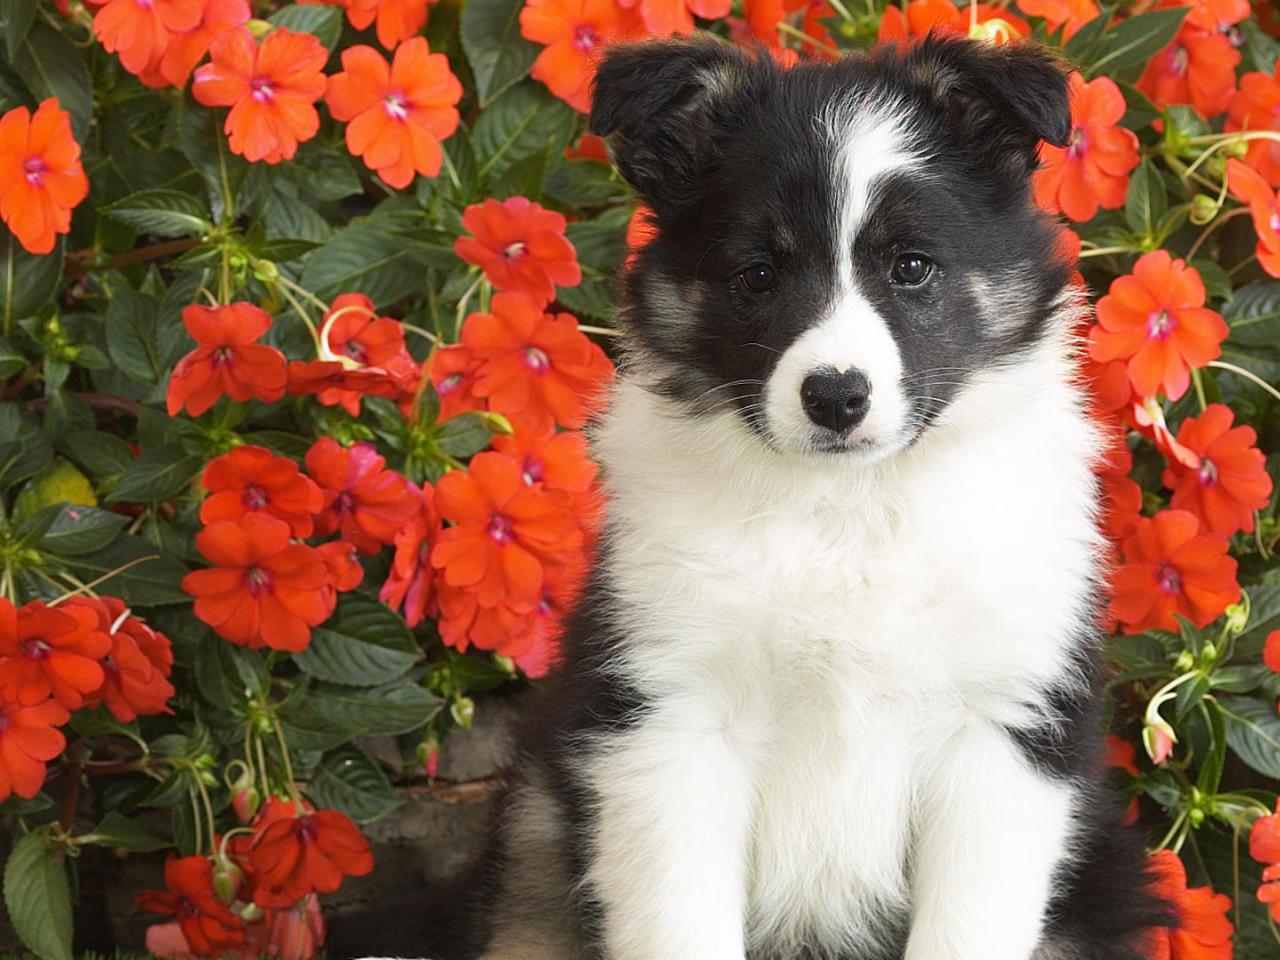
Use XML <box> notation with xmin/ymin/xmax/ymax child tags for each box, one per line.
<box><xmin>591</xmin><ymin>37</ymin><xmax>1073</xmax><ymax>462</ymax></box>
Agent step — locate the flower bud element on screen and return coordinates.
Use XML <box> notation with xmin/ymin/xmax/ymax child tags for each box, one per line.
<box><xmin>1224</xmin><ymin>598</ymin><xmax>1249</xmax><ymax>635</ymax></box>
<box><xmin>451</xmin><ymin>695</ymin><xmax>475</xmax><ymax>730</ymax></box>
<box><xmin>232</xmin><ymin>783</ymin><xmax>261</xmax><ymax>823</ymax></box>
<box><xmin>1142</xmin><ymin>721</ymin><xmax>1176</xmax><ymax>765</ymax></box>
<box><xmin>1189</xmin><ymin>194</ymin><xmax>1219</xmax><ymax>225</ymax></box>
<box><xmin>247</xmin><ymin>18</ymin><xmax>272</xmax><ymax>38</ymax></box>
<box><xmin>1174</xmin><ymin>650</ymin><xmax>1195</xmax><ymax>671</ymax></box>
<box><xmin>1188</xmin><ymin>807</ymin><xmax>1205</xmax><ymax>828</ymax></box>
<box><xmin>251</xmin><ymin>258</ymin><xmax>279</xmax><ymax>284</ymax></box>
<box><xmin>416</xmin><ymin>737</ymin><xmax>440</xmax><ymax>780</ymax></box>
<box><xmin>1222</xmin><ymin>138</ymin><xmax>1249</xmax><ymax>159</ymax></box>
<box><xmin>212</xmin><ymin>859</ymin><xmax>244</xmax><ymax>905</ymax></box>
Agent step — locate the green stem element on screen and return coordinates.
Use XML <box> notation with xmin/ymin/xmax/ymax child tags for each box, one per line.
<box><xmin>1206</xmin><ymin>360</ymin><xmax>1280</xmax><ymax>403</ymax></box>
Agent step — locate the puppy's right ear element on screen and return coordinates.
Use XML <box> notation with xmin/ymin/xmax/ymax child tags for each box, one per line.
<box><xmin>590</xmin><ymin>38</ymin><xmax>755</xmax><ymax>222</ymax></box>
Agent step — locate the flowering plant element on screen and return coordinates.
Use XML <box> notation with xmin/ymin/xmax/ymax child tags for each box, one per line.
<box><xmin>0</xmin><ymin>0</ymin><xmax>1278</xmax><ymax>957</ymax></box>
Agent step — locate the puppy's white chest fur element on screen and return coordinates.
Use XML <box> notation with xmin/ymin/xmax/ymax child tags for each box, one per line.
<box><xmin>586</xmin><ymin>343</ymin><xmax>1100</xmax><ymax>955</ymax></box>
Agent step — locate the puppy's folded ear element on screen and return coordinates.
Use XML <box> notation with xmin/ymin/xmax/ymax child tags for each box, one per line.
<box><xmin>889</xmin><ymin>37</ymin><xmax>1071</xmax><ymax>180</ymax></box>
<box><xmin>590</xmin><ymin>38</ymin><xmax>757</xmax><ymax>222</ymax></box>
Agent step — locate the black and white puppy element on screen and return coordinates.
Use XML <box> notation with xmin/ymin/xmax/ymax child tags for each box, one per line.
<box><xmin>477</xmin><ymin>36</ymin><xmax>1169</xmax><ymax>960</ymax></box>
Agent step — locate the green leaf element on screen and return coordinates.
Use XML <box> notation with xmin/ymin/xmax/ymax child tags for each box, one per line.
<box><xmin>79</xmin><ymin>812</ymin><xmax>171</xmax><ymax>853</ymax></box>
<box><xmin>1116</xmin><ymin>79</ymin><xmax>1161</xmax><ymax>131</ymax></box>
<box><xmin>1218</xmin><ymin>694</ymin><xmax>1280</xmax><ymax>779</ymax></box>
<box><xmin>545</xmin><ymin>159</ymin><xmax>627</xmax><ymax>207</ymax></box>
<box><xmin>268</xmin><ymin>5</ymin><xmax>345</xmax><ymax>50</ymax></box>
<box><xmin>436</xmin><ymin>412</ymin><xmax>494</xmax><ymax>458</ymax></box>
<box><xmin>294</xmin><ymin>595</ymin><xmax>421</xmax><ymax>686</ymax></box>
<box><xmin>1190</xmin><ymin>258</ymin><xmax>1231</xmax><ymax>304</ymax></box>
<box><xmin>306</xmin><ymin>747</ymin><xmax>405</xmax><ymax>824</ymax></box>
<box><xmin>109</xmin><ymin>444</ymin><xmax>202</xmax><ymax>503</ymax></box>
<box><xmin>106</xmin><ymin>288</ymin><xmax>166</xmax><ymax>384</ymax></box>
<box><xmin>1242</xmin><ymin>18</ymin><xmax>1280</xmax><ymax>74</ymax></box>
<box><xmin>300</xmin><ymin>220</ymin><xmax>454</xmax><ymax>306</ymax></box>
<box><xmin>472</xmin><ymin>81</ymin><xmax>576</xmax><ymax>182</ymax></box>
<box><xmin>1209</xmin><ymin>664</ymin><xmax>1269</xmax><ymax>694</ymax></box>
<box><xmin>556</xmin><ymin>276</ymin><xmax>615</xmax><ymax>321</ymax></box>
<box><xmin>180</xmin><ymin>100</ymin><xmax>248</xmax><ymax>223</ymax></box>
<box><xmin>0</xmin><ymin>0</ymin><xmax>36</xmax><ymax>61</ymax></box>
<box><xmin>1194</xmin><ymin>701</ymin><xmax>1227</xmax><ymax>795</ymax></box>
<box><xmin>61</xmin><ymin>430</ymin><xmax>135</xmax><ymax>480</ymax></box>
<box><xmin>461</xmin><ymin>0</ymin><xmax>539</xmax><ymax>106</ymax></box>
<box><xmin>0</xmin><ymin>335</ymin><xmax>23</xmax><ymax>377</ymax></box>
<box><xmin>196</xmin><ymin>639</ymin><xmax>269</xmax><ymax>709</ymax></box>
<box><xmin>36</xmin><ymin>505</ymin><xmax>128</xmax><ymax>557</ymax></box>
<box><xmin>283</xmin><ymin>143</ymin><xmax>364</xmax><ymax>201</ymax></box>
<box><xmin>61</xmin><ymin>535</ymin><xmax>190</xmax><ymax>606</ymax></box>
<box><xmin>14</xmin><ymin>24</ymin><xmax>91</xmax><ymax>141</ymax></box>
<box><xmin>1063</xmin><ymin>6</ymin><xmax>1113</xmax><ymax>64</ymax></box>
<box><xmin>1123</xmin><ymin>159</ymin><xmax>1166</xmax><ymax>239</ymax></box>
<box><xmin>3</xmin><ymin>831</ymin><xmax>72</xmax><ymax>960</ymax></box>
<box><xmin>1</xmin><ymin>225</ymin><xmax>62</xmax><ymax>330</ymax></box>
<box><xmin>1086</xmin><ymin>7</ymin><xmax>1189</xmax><ymax>80</ymax></box>
<box><xmin>0</xmin><ymin>404</ymin><xmax>52</xmax><ymax>493</ymax></box>
<box><xmin>280</xmin><ymin>679</ymin><xmax>442</xmax><ymax>751</ymax></box>
<box><xmin>105</xmin><ymin>189</ymin><xmax>212</xmax><ymax>239</ymax></box>
<box><xmin>1224</xmin><ymin>281</ymin><xmax>1280</xmax><ymax>347</ymax></box>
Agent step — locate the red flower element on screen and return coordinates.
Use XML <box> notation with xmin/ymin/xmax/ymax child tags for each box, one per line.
<box><xmin>520</xmin><ymin>0</ymin><xmax>639</xmax><ymax>113</ymax></box>
<box><xmin>137</xmin><ymin>857</ymin><xmax>247</xmax><ymax>957</ymax></box>
<box><xmin>380</xmin><ymin>483</ymin><xmax>441</xmax><ymax>627</ymax></box>
<box><xmin>182</xmin><ymin>514</ymin><xmax>330</xmax><ymax>652</ymax></box>
<box><xmin>1251</xmin><ymin>807</ymin><xmax>1280</xmax><ymax>921</ymax></box>
<box><xmin>192</xmin><ymin>27</ymin><xmax>328</xmax><ymax>164</ymax></box>
<box><xmin>139</xmin><ymin>0</ymin><xmax>252</xmax><ymax>89</ymax></box>
<box><xmin>167</xmin><ymin>303</ymin><xmax>288</xmax><ymax>417</ymax></box>
<box><xmin>65</xmin><ymin>596</ymin><xmax>174</xmax><ymax>723</ymax></box>
<box><xmin>1108</xmin><ymin>510</ymin><xmax>1239</xmax><ymax>634</ymax></box>
<box><xmin>1226</xmin><ymin>158</ymin><xmax>1280</xmax><ymax>277</ymax></box>
<box><xmin>264</xmin><ymin>894</ymin><xmax>326</xmax><ymax>960</ymax></box>
<box><xmin>1265</xmin><ymin>630</ymin><xmax>1280</xmax><ymax>672</ymax></box>
<box><xmin>286</xmin><ymin>360</ymin><xmax>405</xmax><ymax>410</ymax></box>
<box><xmin>325</xmin><ymin>39</ymin><xmax>462</xmax><ymax>188</ymax></box>
<box><xmin>455</xmin><ymin>197</ymin><xmax>582</xmax><ymax>305</ymax></box>
<box><xmin>0</xmin><ymin>600</ymin><xmax>109</xmax><ymax>710</ymax></box>
<box><xmin>1015</xmin><ymin>0</ymin><xmax>1098</xmax><ymax>39</ymax></box>
<box><xmin>1161</xmin><ymin>404</ymin><xmax>1273</xmax><ymax>537</ymax></box>
<box><xmin>877</xmin><ymin>0</ymin><xmax>1028</xmax><ymax>43</ymax></box>
<box><xmin>428</xmin><ymin>344</ymin><xmax>483</xmax><ymax>420</ymax></box>
<box><xmin>462</xmin><ymin>291</ymin><xmax>614</xmax><ymax>433</ymax></box>
<box><xmin>1095</xmin><ymin>418</ymin><xmax>1142</xmax><ymax>542</ymax></box>
<box><xmin>1185</xmin><ymin>0</ymin><xmax>1250</xmax><ymax>33</ymax></box>
<box><xmin>1088</xmin><ymin>252</ymin><xmax>1228</xmax><ymax>401</ymax></box>
<box><xmin>305</xmin><ymin>438</ymin><xmax>422</xmax><ymax>554</ymax></box>
<box><xmin>430</xmin><ymin>451</ymin><xmax>582</xmax><ymax>608</ymax></box>
<box><xmin>0</xmin><ymin>693</ymin><xmax>68</xmax><ymax>802</ymax></box>
<box><xmin>1142</xmin><ymin>850</ymin><xmax>1233</xmax><ymax>960</ymax></box>
<box><xmin>1033</xmin><ymin>73</ymin><xmax>1139</xmax><ymax>222</ymax></box>
<box><xmin>93</xmin><ymin>0</ymin><xmax>202</xmax><ymax>76</ymax></box>
<box><xmin>618</xmin><ymin>0</ymin><xmax>729</xmax><ymax>38</ymax></box>
<box><xmin>318</xmin><ymin>540</ymin><xmax>366</xmax><ymax>593</ymax></box>
<box><xmin>1228</xmin><ymin>68</ymin><xmax>1280</xmax><ymax>186</ymax></box>
<box><xmin>297</xmin><ymin>294</ymin><xmax>419</xmax><ymax>415</ymax></box>
<box><xmin>0</xmin><ymin>99</ymin><xmax>90</xmax><ymax>255</ymax></box>
<box><xmin>303</xmin><ymin>0</ymin><xmax>436</xmax><ymax>50</ymax></box>
<box><xmin>200</xmin><ymin>445</ymin><xmax>324</xmax><ymax>538</ymax></box>
<box><xmin>1104</xmin><ymin>734</ymin><xmax>1140</xmax><ymax>825</ymax></box>
<box><xmin>248</xmin><ymin>800</ymin><xmax>374</xmax><ymax>908</ymax></box>
<box><xmin>1137</xmin><ymin>18</ymin><xmax>1239</xmax><ymax>120</ymax></box>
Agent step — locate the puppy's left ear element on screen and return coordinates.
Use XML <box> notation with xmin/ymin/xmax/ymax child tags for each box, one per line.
<box><xmin>893</xmin><ymin>37</ymin><xmax>1071</xmax><ymax>179</ymax></box>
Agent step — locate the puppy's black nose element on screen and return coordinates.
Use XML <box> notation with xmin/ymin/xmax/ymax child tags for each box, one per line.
<box><xmin>800</xmin><ymin>368</ymin><xmax>871</xmax><ymax>434</ymax></box>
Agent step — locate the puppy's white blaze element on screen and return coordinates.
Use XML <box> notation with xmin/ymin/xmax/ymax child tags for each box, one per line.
<box><xmin>763</xmin><ymin>287</ymin><xmax>910</xmax><ymax>450</ymax></box>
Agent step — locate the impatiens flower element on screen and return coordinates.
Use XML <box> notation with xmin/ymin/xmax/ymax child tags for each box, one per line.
<box><xmin>492</xmin><ymin>427</ymin><xmax>602</xmax><ymax>540</ymax></box>
<box><xmin>877</xmin><ymin>0</ymin><xmax>1028</xmax><ymax>43</ymax></box>
<box><xmin>520</xmin><ymin>0</ymin><xmax>637</xmax><ymax>113</ymax></box>
<box><xmin>0</xmin><ymin>600</ymin><xmax>109</xmax><ymax>709</ymax></box>
<box><xmin>1265</xmin><ymin>630</ymin><xmax>1280</xmax><ymax>673</ymax></box>
<box><xmin>325</xmin><ymin>39</ymin><xmax>462</xmax><ymax>188</ymax></box>
<box><xmin>1161</xmin><ymin>404</ymin><xmax>1273</xmax><ymax>536</ymax></box>
<box><xmin>305</xmin><ymin>438</ymin><xmax>422</xmax><ymax>554</ymax></box>
<box><xmin>1137</xmin><ymin>19</ymin><xmax>1239</xmax><ymax>120</ymax></box>
<box><xmin>380</xmin><ymin>483</ymin><xmax>441</xmax><ymax>627</ymax></box>
<box><xmin>0</xmin><ymin>695</ymin><xmax>69</xmax><ymax>802</ymax></box>
<box><xmin>1015</xmin><ymin>0</ymin><xmax>1098</xmax><ymax>39</ymax></box>
<box><xmin>1094</xmin><ymin>419</ymin><xmax>1143</xmax><ymax>542</ymax></box>
<box><xmin>1185</xmin><ymin>0</ymin><xmax>1250</xmax><ymax>33</ymax></box>
<box><xmin>291</xmin><ymin>294</ymin><xmax>419</xmax><ymax>415</ymax></box>
<box><xmin>436</xmin><ymin>580</ymin><xmax>538</xmax><ymax>658</ymax></box>
<box><xmin>618</xmin><ymin>0</ymin><xmax>729</xmax><ymax>38</ymax></box>
<box><xmin>140</xmin><ymin>0</ymin><xmax>252</xmax><ymax>90</ymax></box>
<box><xmin>455</xmin><ymin>197</ymin><xmax>582</xmax><ymax>305</ymax></box>
<box><xmin>740</xmin><ymin>0</ymin><xmax>835</xmax><ymax>51</ymax></box>
<box><xmin>1033</xmin><ymin>73</ymin><xmax>1139</xmax><ymax>223</ymax></box>
<box><xmin>137</xmin><ymin>857</ymin><xmax>247</xmax><ymax>956</ymax></box>
<box><xmin>1132</xmin><ymin>395</ymin><xmax>1202</xmax><ymax>471</ymax></box>
<box><xmin>248</xmin><ymin>799</ymin><xmax>374</xmax><ymax>907</ymax></box>
<box><xmin>0</xmin><ymin>99</ymin><xmax>90</xmax><ymax>255</ymax></box>
<box><xmin>318</xmin><ymin>540</ymin><xmax>365</xmax><ymax>618</ymax></box>
<box><xmin>428</xmin><ymin>344</ymin><xmax>483</xmax><ymax>420</ymax></box>
<box><xmin>192</xmin><ymin>27</ymin><xmax>328</xmax><ymax>164</ymax></box>
<box><xmin>462</xmin><ymin>291</ymin><xmax>614</xmax><ymax>433</ymax></box>
<box><xmin>201</xmin><ymin>446</ymin><xmax>324</xmax><ymax>538</ymax></box>
<box><xmin>1251</xmin><ymin>806</ymin><xmax>1280</xmax><ymax>921</ymax></box>
<box><xmin>182</xmin><ymin>514</ymin><xmax>330</xmax><ymax>652</ymax></box>
<box><xmin>1088</xmin><ymin>252</ymin><xmax>1228</xmax><ymax>401</ymax></box>
<box><xmin>264</xmin><ymin>894</ymin><xmax>326</xmax><ymax>960</ymax></box>
<box><xmin>66</xmin><ymin>596</ymin><xmax>175</xmax><ymax>723</ymax></box>
<box><xmin>93</xmin><ymin>0</ymin><xmax>202</xmax><ymax>76</ymax></box>
<box><xmin>430</xmin><ymin>451</ymin><xmax>583</xmax><ymax>608</ymax></box>
<box><xmin>303</xmin><ymin>0</ymin><xmax>435</xmax><ymax>50</ymax></box>
<box><xmin>1227</xmin><ymin>158</ymin><xmax>1280</xmax><ymax>277</ymax></box>
<box><xmin>167</xmin><ymin>303</ymin><xmax>288</xmax><ymax>417</ymax></box>
<box><xmin>1108</xmin><ymin>509</ymin><xmax>1239</xmax><ymax>634</ymax></box>
<box><xmin>1104</xmin><ymin>734</ymin><xmax>1140</xmax><ymax>825</ymax></box>
<box><xmin>1142</xmin><ymin>850</ymin><xmax>1233</xmax><ymax>960</ymax></box>
<box><xmin>1228</xmin><ymin>68</ymin><xmax>1280</xmax><ymax>186</ymax></box>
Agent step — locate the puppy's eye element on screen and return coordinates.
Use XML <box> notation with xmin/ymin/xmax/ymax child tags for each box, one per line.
<box><xmin>890</xmin><ymin>254</ymin><xmax>933</xmax><ymax>286</ymax></box>
<box><xmin>739</xmin><ymin>264</ymin><xmax>778</xmax><ymax>293</ymax></box>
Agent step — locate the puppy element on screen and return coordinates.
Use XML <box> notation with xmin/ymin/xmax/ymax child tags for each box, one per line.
<box><xmin>476</xmin><ymin>35</ymin><xmax>1168</xmax><ymax>960</ymax></box>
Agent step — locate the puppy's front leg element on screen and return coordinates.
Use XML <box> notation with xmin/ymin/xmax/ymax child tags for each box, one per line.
<box><xmin>584</xmin><ymin>700</ymin><xmax>753</xmax><ymax>960</ymax></box>
<box><xmin>904</xmin><ymin>721</ymin><xmax>1074</xmax><ymax>960</ymax></box>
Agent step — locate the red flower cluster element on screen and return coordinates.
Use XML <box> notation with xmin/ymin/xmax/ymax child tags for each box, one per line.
<box><xmin>138</xmin><ymin>796</ymin><xmax>372</xmax><ymax>958</ymax></box>
<box><xmin>1136</xmin><ymin>0</ymin><xmax>1242</xmax><ymax>120</ymax></box>
<box><xmin>1143</xmin><ymin>849</ymin><xmax>1234</xmax><ymax>960</ymax></box>
<box><xmin>94</xmin><ymin>0</ymin><xmax>251</xmax><ymax>89</ymax></box>
<box><xmin>0</xmin><ymin>596</ymin><xmax>173</xmax><ymax>802</ymax></box>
